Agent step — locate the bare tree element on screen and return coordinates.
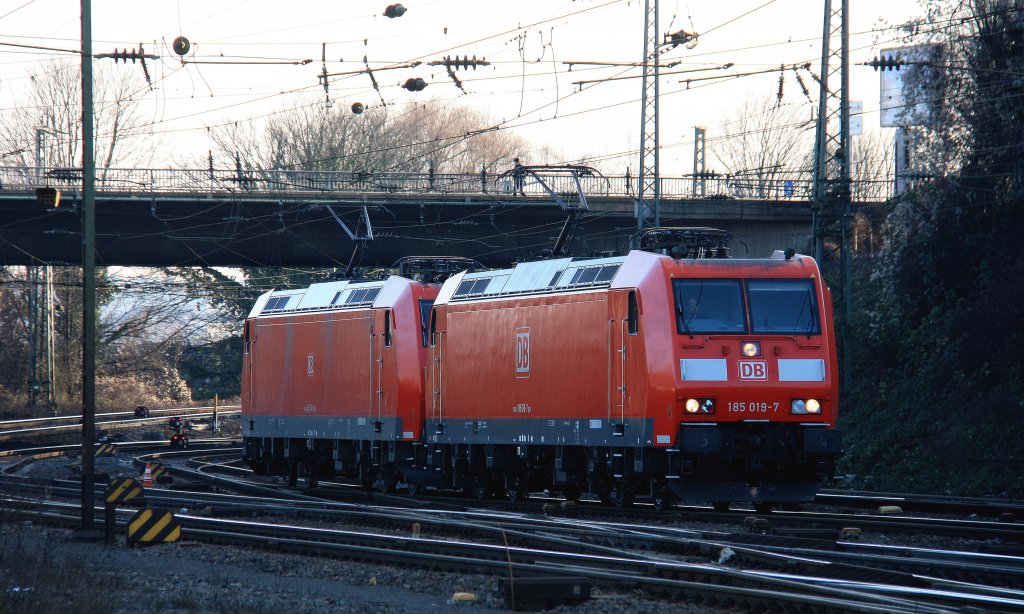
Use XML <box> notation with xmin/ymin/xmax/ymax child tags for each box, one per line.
<box><xmin>849</xmin><ymin>130</ymin><xmax>895</xmax><ymax>202</ymax></box>
<box><xmin>0</xmin><ymin>60</ymin><xmax>156</xmax><ymax>176</ymax></box>
<box><xmin>205</xmin><ymin>98</ymin><xmax>528</xmax><ymax>175</ymax></box>
<box><xmin>396</xmin><ymin>100</ymin><xmax>528</xmax><ymax>173</ymax></box>
<box><xmin>0</xmin><ymin>269</ymin><xmax>31</xmax><ymax>399</ymax></box>
<box><xmin>710</xmin><ymin>95</ymin><xmax>815</xmax><ymax>197</ymax></box>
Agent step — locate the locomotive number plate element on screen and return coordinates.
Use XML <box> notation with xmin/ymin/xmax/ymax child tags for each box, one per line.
<box><xmin>727</xmin><ymin>401</ymin><xmax>780</xmax><ymax>413</ymax></box>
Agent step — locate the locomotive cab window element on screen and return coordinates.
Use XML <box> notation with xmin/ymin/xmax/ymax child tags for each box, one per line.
<box><xmin>627</xmin><ymin>291</ymin><xmax>639</xmax><ymax>335</ymax></box>
<box><xmin>673</xmin><ymin>279</ymin><xmax>746</xmax><ymax>334</ymax></box>
<box><xmin>747</xmin><ymin>279</ymin><xmax>820</xmax><ymax>335</ymax></box>
<box><xmin>419</xmin><ymin>300</ymin><xmax>433</xmax><ymax>347</ymax></box>
<box><xmin>383</xmin><ymin>310</ymin><xmax>393</xmax><ymax>347</ymax></box>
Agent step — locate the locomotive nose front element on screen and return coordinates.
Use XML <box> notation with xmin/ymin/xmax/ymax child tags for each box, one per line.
<box><xmin>669</xmin><ymin>267</ymin><xmax>841</xmax><ymax>503</ymax></box>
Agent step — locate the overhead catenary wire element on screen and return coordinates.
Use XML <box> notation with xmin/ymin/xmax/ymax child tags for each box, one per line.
<box><xmin>0</xmin><ymin>1</ymin><xmax>963</xmax><ymax>195</ymax></box>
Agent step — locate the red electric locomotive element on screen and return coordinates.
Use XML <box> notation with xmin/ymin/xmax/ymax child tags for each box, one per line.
<box><xmin>416</xmin><ymin>231</ymin><xmax>840</xmax><ymax>509</ymax></box>
<box><xmin>242</xmin><ymin>273</ymin><xmax>438</xmax><ymax>488</ymax></box>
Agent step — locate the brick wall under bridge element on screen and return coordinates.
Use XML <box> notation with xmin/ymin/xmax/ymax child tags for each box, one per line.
<box><xmin>0</xmin><ymin>190</ymin><xmax>815</xmax><ymax>269</ymax></box>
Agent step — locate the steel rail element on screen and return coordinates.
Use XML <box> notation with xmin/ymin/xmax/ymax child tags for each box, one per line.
<box><xmin>0</xmin><ymin>497</ymin><xmax>964</xmax><ymax>613</ymax></box>
<box><xmin>176</xmin><ymin>452</ymin><xmax>1024</xmax><ymax>546</ymax></box>
<box><xmin>817</xmin><ymin>489</ymin><xmax>1024</xmax><ymax>519</ymax></box>
<box><xmin>5</xmin><ymin>462</ymin><xmax>1020</xmax><ymax>594</ymax></box>
<box><xmin>118</xmin><ymin>457</ymin><xmax>1024</xmax><ymax>595</ymax></box>
<box><xmin>3</xmin><ymin>446</ymin><xmax>1021</xmax><ymax>612</ymax></box>
<box><xmin>0</xmin><ymin>410</ymin><xmax>240</xmax><ymax>438</ymax></box>
<box><xmin>0</xmin><ymin>439</ymin><xmax>239</xmax><ymax>461</ymax></box>
<box><xmin>0</xmin><ymin>404</ymin><xmax>240</xmax><ymax>427</ymax></box>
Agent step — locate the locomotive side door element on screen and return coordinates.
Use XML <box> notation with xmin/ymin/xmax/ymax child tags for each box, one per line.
<box><xmin>608</xmin><ymin>290</ymin><xmax>639</xmax><ymax>432</ymax></box>
<box><xmin>428</xmin><ymin>307</ymin><xmax>443</xmax><ymax>426</ymax></box>
<box><xmin>243</xmin><ymin>320</ymin><xmax>254</xmax><ymax>414</ymax></box>
<box><xmin>371</xmin><ymin>308</ymin><xmax>394</xmax><ymax>433</ymax></box>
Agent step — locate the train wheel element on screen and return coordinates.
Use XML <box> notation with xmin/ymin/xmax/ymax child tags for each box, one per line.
<box><xmin>562</xmin><ymin>485</ymin><xmax>582</xmax><ymax>502</ymax></box>
<box><xmin>470</xmin><ymin>478</ymin><xmax>490</xmax><ymax>501</ymax></box>
<box><xmin>651</xmin><ymin>486</ymin><xmax>675</xmax><ymax>512</ymax></box>
<box><xmin>505</xmin><ymin>477</ymin><xmax>524</xmax><ymax>502</ymax></box>
<box><xmin>712</xmin><ymin>501</ymin><xmax>730</xmax><ymax>512</ymax></box>
<box><xmin>405</xmin><ymin>480</ymin><xmax>420</xmax><ymax>496</ymax></box>
<box><xmin>376</xmin><ymin>472</ymin><xmax>396</xmax><ymax>494</ymax></box>
<box><xmin>305</xmin><ymin>469</ymin><xmax>319</xmax><ymax>489</ymax></box>
<box><xmin>609</xmin><ymin>483</ymin><xmax>634</xmax><ymax>508</ymax></box>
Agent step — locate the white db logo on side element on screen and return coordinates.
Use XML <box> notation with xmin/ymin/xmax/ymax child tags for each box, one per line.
<box><xmin>515</xmin><ymin>329</ymin><xmax>530</xmax><ymax>377</ymax></box>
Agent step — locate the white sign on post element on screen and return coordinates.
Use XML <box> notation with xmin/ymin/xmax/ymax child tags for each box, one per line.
<box><xmin>849</xmin><ymin>101</ymin><xmax>863</xmax><ymax>136</ymax></box>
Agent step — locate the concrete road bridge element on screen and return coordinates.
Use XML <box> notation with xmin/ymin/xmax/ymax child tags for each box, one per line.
<box><xmin>0</xmin><ymin>165</ymin><xmax>889</xmax><ymax>269</ymax></box>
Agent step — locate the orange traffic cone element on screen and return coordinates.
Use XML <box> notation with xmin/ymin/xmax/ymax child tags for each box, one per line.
<box><xmin>142</xmin><ymin>463</ymin><xmax>154</xmax><ymax>487</ymax></box>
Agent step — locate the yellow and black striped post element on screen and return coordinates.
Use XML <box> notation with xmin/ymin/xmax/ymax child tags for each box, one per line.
<box><xmin>105</xmin><ymin>478</ymin><xmax>143</xmax><ymax>504</ymax></box>
<box><xmin>126</xmin><ymin>509</ymin><xmax>181</xmax><ymax>547</ymax></box>
<box><xmin>95</xmin><ymin>443</ymin><xmax>117</xmax><ymax>457</ymax></box>
<box><xmin>104</xmin><ymin>478</ymin><xmax>142</xmax><ymax>544</ymax></box>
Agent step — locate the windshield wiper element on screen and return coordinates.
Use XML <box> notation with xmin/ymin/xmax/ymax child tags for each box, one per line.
<box><xmin>795</xmin><ymin>289</ymin><xmax>813</xmax><ymax>337</ymax></box>
<box><xmin>678</xmin><ymin>286</ymin><xmax>704</xmax><ymax>338</ymax></box>
<box><xmin>677</xmin><ymin>302</ymin><xmax>693</xmax><ymax>337</ymax></box>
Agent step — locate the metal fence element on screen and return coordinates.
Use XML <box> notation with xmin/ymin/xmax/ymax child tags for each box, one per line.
<box><xmin>0</xmin><ymin>165</ymin><xmax>893</xmax><ymax>202</ymax></box>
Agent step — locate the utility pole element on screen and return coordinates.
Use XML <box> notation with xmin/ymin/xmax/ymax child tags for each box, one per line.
<box><xmin>637</xmin><ymin>0</ymin><xmax>660</xmax><ymax>236</ymax></box>
<box><xmin>80</xmin><ymin>0</ymin><xmax>98</xmax><ymax>532</ymax></box>
<box><xmin>811</xmin><ymin>0</ymin><xmax>852</xmax><ymax>390</ymax></box>
<box><xmin>692</xmin><ymin>126</ymin><xmax>706</xmax><ymax>197</ymax></box>
<box><xmin>30</xmin><ymin>127</ymin><xmax>56</xmax><ymax>412</ymax></box>
<box><xmin>27</xmin><ymin>266</ymin><xmax>56</xmax><ymax>410</ymax></box>
<box><xmin>35</xmin><ymin>127</ymin><xmax>47</xmax><ymax>183</ymax></box>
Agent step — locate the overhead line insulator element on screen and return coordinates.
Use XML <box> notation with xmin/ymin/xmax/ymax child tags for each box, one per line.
<box><xmin>428</xmin><ymin>55</ymin><xmax>490</xmax><ymax>70</ymax></box>
<box><xmin>867</xmin><ymin>55</ymin><xmax>904</xmax><ymax>71</ymax></box>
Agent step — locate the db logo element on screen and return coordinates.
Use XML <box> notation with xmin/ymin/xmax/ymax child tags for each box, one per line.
<box><xmin>738</xmin><ymin>360</ymin><xmax>767</xmax><ymax>380</ymax></box>
<box><xmin>515</xmin><ymin>328</ymin><xmax>530</xmax><ymax>377</ymax></box>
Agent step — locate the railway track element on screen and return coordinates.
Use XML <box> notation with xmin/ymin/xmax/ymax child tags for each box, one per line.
<box><xmin>5</xmin><ymin>495</ymin><xmax>1018</xmax><ymax>613</ymax></box>
<box><xmin>3</xmin><ymin>441</ymin><xmax>1024</xmax><ymax>612</ymax></box>
<box><xmin>0</xmin><ymin>405</ymin><xmax>240</xmax><ymax>441</ymax></box>
<box><xmin>186</xmin><ymin>455</ymin><xmax>1024</xmax><ymax>545</ymax></box>
<box><xmin>817</xmin><ymin>488</ymin><xmax>1024</xmax><ymax>520</ymax></box>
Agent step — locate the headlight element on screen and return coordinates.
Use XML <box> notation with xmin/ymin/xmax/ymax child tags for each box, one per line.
<box><xmin>791</xmin><ymin>398</ymin><xmax>822</xmax><ymax>414</ymax></box>
<box><xmin>740</xmin><ymin>341</ymin><xmax>761</xmax><ymax>357</ymax></box>
<box><xmin>685</xmin><ymin>398</ymin><xmax>715</xmax><ymax>414</ymax></box>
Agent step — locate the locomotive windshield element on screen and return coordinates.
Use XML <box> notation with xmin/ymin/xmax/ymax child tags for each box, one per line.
<box><xmin>673</xmin><ymin>278</ymin><xmax>821</xmax><ymax>335</ymax></box>
<box><xmin>673</xmin><ymin>279</ymin><xmax>746</xmax><ymax>334</ymax></box>
<box><xmin>747</xmin><ymin>279</ymin><xmax>820</xmax><ymax>335</ymax></box>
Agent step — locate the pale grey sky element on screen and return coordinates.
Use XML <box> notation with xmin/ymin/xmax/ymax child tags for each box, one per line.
<box><xmin>1</xmin><ymin>0</ymin><xmax>924</xmax><ymax>171</ymax></box>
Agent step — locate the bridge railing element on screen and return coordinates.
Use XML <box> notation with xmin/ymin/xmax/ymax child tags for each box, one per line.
<box><xmin>0</xmin><ymin>165</ymin><xmax>892</xmax><ymax>202</ymax></box>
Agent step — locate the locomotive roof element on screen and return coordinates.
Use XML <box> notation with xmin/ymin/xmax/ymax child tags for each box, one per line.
<box><xmin>434</xmin><ymin>249</ymin><xmax>818</xmax><ymax>305</ymax></box>
<box><xmin>247</xmin><ymin>277</ymin><xmax>405</xmax><ymax>318</ymax></box>
<box><xmin>435</xmin><ymin>255</ymin><xmax>627</xmax><ymax>304</ymax></box>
